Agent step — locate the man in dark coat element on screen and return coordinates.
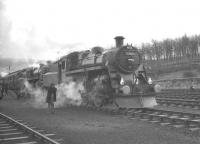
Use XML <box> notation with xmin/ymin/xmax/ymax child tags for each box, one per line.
<box><xmin>0</xmin><ymin>84</ymin><xmax>3</xmax><ymax>100</ymax></box>
<box><xmin>4</xmin><ymin>83</ymin><xmax>8</xmax><ymax>96</ymax></box>
<box><xmin>1</xmin><ymin>82</ymin><xmax>8</xmax><ymax>99</ymax></box>
<box><xmin>46</xmin><ymin>83</ymin><xmax>57</xmax><ymax>114</ymax></box>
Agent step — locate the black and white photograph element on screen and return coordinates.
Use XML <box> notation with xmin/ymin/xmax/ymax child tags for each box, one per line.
<box><xmin>0</xmin><ymin>0</ymin><xmax>200</xmax><ymax>143</ymax></box>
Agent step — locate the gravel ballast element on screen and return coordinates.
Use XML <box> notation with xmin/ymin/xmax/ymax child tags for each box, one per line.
<box><xmin>0</xmin><ymin>93</ymin><xmax>200</xmax><ymax>144</ymax></box>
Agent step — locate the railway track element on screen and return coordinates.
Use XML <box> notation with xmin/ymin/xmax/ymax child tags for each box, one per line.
<box><xmin>75</xmin><ymin>90</ymin><xmax>200</xmax><ymax>132</ymax></box>
<box><xmin>157</xmin><ymin>90</ymin><xmax>200</xmax><ymax>98</ymax></box>
<box><xmin>156</xmin><ymin>98</ymin><xmax>200</xmax><ymax>109</ymax></box>
<box><xmin>0</xmin><ymin>112</ymin><xmax>62</xmax><ymax>144</ymax></box>
<box><xmin>81</xmin><ymin>104</ymin><xmax>200</xmax><ymax>132</ymax></box>
<box><xmin>156</xmin><ymin>89</ymin><xmax>200</xmax><ymax>109</ymax></box>
<box><xmin>2</xmin><ymin>89</ymin><xmax>200</xmax><ymax>143</ymax></box>
<box><xmin>158</xmin><ymin>95</ymin><xmax>200</xmax><ymax>100</ymax></box>
<box><xmin>114</xmin><ymin>107</ymin><xmax>200</xmax><ymax>131</ymax></box>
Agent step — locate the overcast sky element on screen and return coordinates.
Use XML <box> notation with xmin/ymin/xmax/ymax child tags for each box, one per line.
<box><xmin>1</xmin><ymin>0</ymin><xmax>200</xmax><ymax>61</ymax></box>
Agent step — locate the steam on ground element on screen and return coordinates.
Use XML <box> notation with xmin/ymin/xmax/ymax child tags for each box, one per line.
<box><xmin>23</xmin><ymin>80</ymin><xmax>84</xmax><ymax>108</ymax></box>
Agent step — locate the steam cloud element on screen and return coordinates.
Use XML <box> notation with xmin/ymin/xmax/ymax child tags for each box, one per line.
<box><xmin>154</xmin><ymin>84</ymin><xmax>162</xmax><ymax>93</ymax></box>
<box><xmin>23</xmin><ymin>80</ymin><xmax>84</xmax><ymax>108</ymax></box>
<box><xmin>23</xmin><ymin>80</ymin><xmax>47</xmax><ymax>108</ymax></box>
<box><xmin>0</xmin><ymin>0</ymin><xmax>85</xmax><ymax>68</ymax></box>
<box><xmin>56</xmin><ymin>82</ymin><xmax>84</xmax><ymax>107</ymax></box>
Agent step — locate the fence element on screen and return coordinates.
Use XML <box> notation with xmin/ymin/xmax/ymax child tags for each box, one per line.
<box><xmin>143</xmin><ymin>56</ymin><xmax>200</xmax><ymax>75</ymax></box>
<box><xmin>153</xmin><ymin>77</ymin><xmax>200</xmax><ymax>89</ymax></box>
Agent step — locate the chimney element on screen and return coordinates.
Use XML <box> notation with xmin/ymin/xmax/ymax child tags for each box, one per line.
<box><xmin>114</xmin><ymin>36</ymin><xmax>124</xmax><ymax>48</ymax></box>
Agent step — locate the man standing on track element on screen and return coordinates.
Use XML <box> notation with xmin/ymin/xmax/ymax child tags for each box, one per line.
<box><xmin>46</xmin><ymin>83</ymin><xmax>57</xmax><ymax>114</ymax></box>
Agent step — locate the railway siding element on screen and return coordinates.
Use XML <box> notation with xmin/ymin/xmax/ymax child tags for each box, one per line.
<box><xmin>125</xmin><ymin>108</ymin><xmax>200</xmax><ymax>131</ymax></box>
<box><xmin>155</xmin><ymin>89</ymin><xmax>200</xmax><ymax>109</ymax></box>
<box><xmin>1</xmin><ymin>94</ymin><xmax>200</xmax><ymax>144</ymax></box>
<box><xmin>78</xmin><ymin>104</ymin><xmax>200</xmax><ymax>132</ymax></box>
<box><xmin>0</xmin><ymin>112</ymin><xmax>62</xmax><ymax>144</ymax></box>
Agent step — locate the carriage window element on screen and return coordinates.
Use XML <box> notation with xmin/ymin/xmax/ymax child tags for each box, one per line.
<box><xmin>62</xmin><ymin>61</ymin><xmax>65</xmax><ymax>69</ymax></box>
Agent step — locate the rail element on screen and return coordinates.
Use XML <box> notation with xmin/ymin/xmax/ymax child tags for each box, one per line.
<box><xmin>153</xmin><ymin>77</ymin><xmax>200</xmax><ymax>83</ymax></box>
<box><xmin>0</xmin><ymin>112</ymin><xmax>60</xmax><ymax>144</ymax></box>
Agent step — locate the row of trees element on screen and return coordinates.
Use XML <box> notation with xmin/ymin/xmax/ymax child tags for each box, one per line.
<box><xmin>140</xmin><ymin>34</ymin><xmax>200</xmax><ymax>60</ymax></box>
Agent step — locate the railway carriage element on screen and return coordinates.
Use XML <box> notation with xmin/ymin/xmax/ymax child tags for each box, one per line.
<box><xmin>0</xmin><ymin>69</ymin><xmax>27</xmax><ymax>98</ymax></box>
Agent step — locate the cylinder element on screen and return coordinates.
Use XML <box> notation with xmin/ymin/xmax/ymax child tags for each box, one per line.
<box><xmin>114</xmin><ymin>36</ymin><xmax>125</xmax><ymax>48</ymax></box>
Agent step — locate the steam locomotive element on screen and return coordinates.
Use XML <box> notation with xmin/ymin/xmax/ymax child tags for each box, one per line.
<box><xmin>0</xmin><ymin>36</ymin><xmax>157</xmax><ymax>108</ymax></box>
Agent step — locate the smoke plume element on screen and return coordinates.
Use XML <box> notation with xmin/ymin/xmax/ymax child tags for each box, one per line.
<box><xmin>56</xmin><ymin>82</ymin><xmax>84</xmax><ymax>107</ymax></box>
<box><xmin>154</xmin><ymin>84</ymin><xmax>162</xmax><ymax>93</ymax></box>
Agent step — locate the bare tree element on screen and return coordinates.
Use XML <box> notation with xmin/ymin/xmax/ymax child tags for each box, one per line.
<box><xmin>141</xmin><ymin>34</ymin><xmax>200</xmax><ymax>61</ymax></box>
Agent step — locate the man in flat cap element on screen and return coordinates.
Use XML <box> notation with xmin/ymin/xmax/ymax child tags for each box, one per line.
<box><xmin>46</xmin><ymin>83</ymin><xmax>57</xmax><ymax>114</ymax></box>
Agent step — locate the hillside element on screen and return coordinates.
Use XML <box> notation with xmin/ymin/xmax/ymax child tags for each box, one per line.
<box><xmin>144</xmin><ymin>56</ymin><xmax>200</xmax><ymax>80</ymax></box>
<box><xmin>153</xmin><ymin>69</ymin><xmax>200</xmax><ymax>80</ymax></box>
